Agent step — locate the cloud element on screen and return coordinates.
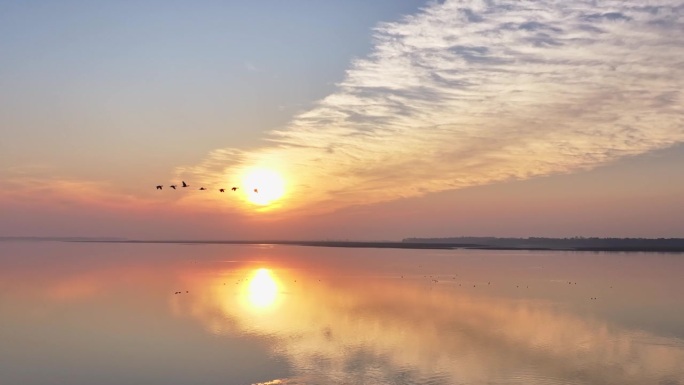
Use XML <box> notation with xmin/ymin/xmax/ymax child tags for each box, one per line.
<box><xmin>245</xmin><ymin>61</ymin><xmax>260</xmax><ymax>72</ymax></box>
<box><xmin>180</xmin><ymin>0</ymin><xmax>684</xmax><ymax>214</ymax></box>
<box><xmin>0</xmin><ymin>167</ymin><xmax>230</xmax><ymax>237</ymax></box>
<box><xmin>2</xmin><ymin>173</ymin><xmax>142</xmax><ymax>210</ymax></box>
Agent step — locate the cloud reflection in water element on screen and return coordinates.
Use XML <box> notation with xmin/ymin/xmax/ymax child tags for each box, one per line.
<box><xmin>174</xmin><ymin>267</ymin><xmax>684</xmax><ymax>385</ymax></box>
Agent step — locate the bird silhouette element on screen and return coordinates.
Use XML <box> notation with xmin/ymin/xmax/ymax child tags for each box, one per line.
<box><xmin>253</xmin><ymin>188</ymin><xmax>258</xmax><ymax>193</ymax></box>
<box><xmin>170</xmin><ymin>185</ymin><xmax>177</xmax><ymax>190</ymax></box>
<box><xmin>156</xmin><ymin>185</ymin><xmax>163</xmax><ymax>190</ymax></box>
<box><xmin>231</xmin><ymin>187</ymin><xmax>238</xmax><ymax>191</ymax></box>
<box><xmin>219</xmin><ymin>188</ymin><xmax>225</xmax><ymax>192</ymax></box>
<box><xmin>199</xmin><ymin>187</ymin><xmax>207</xmax><ymax>191</ymax></box>
<box><xmin>182</xmin><ymin>181</ymin><xmax>189</xmax><ymax>188</ymax></box>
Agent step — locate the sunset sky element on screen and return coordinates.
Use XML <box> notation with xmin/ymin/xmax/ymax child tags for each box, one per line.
<box><xmin>2</xmin><ymin>0</ymin><xmax>683</xmax><ymax>240</ymax></box>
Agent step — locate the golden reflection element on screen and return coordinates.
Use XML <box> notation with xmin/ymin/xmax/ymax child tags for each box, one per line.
<box><xmin>175</xmin><ymin>268</ymin><xmax>684</xmax><ymax>385</ymax></box>
<box><xmin>246</xmin><ymin>268</ymin><xmax>278</xmax><ymax>308</ymax></box>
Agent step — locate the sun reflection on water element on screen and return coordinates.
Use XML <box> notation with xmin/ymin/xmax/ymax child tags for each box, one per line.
<box><xmin>246</xmin><ymin>268</ymin><xmax>279</xmax><ymax>308</ymax></box>
<box><xmin>176</xmin><ymin>265</ymin><xmax>684</xmax><ymax>385</ymax></box>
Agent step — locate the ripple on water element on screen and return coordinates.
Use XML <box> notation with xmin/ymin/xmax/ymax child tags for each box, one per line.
<box><xmin>414</xmin><ymin>372</ymin><xmax>453</xmax><ymax>385</ymax></box>
<box><xmin>504</xmin><ymin>371</ymin><xmax>586</xmax><ymax>385</ymax></box>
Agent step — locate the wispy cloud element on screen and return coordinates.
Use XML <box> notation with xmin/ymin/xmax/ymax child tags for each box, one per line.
<box><xmin>1</xmin><ymin>166</ymin><xmax>194</xmax><ymax>216</ymax></box>
<box><xmin>180</xmin><ymin>0</ymin><xmax>684</xmax><ymax>214</ymax></box>
<box><xmin>245</xmin><ymin>61</ymin><xmax>260</xmax><ymax>72</ymax></box>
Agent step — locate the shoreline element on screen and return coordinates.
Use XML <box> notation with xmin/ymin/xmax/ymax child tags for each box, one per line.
<box><xmin>3</xmin><ymin>237</ymin><xmax>683</xmax><ymax>252</ymax></box>
<box><xmin>63</xmin><ymin>239</ymin><xmax>684</xmax><ymax>252</ymax></box>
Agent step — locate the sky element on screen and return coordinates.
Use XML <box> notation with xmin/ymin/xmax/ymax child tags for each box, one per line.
<box><xmin>1</xmin><ymin>0</ymin><xmax>683</xmax><ymax>240</ymax></box>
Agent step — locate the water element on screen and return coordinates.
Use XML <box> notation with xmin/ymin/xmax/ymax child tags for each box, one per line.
<box><xmin>1</xmin><ymin>241</ymin><xmax>683</xmax><ymax>385</ymax></box>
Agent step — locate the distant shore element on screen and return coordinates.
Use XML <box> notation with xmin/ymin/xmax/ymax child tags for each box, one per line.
<box><xmin>3</xmin><ymin>236</ymin><xmax>683</xmax><ymax>252</ymax></box>
<box><xmin>108</xmin><ymin>240</ymin><xmax>684</xmax><ymax>252</ymax></box>
<box><xmin>403</xmin><ymin>236</ymin><xmax>684</xmax><ymax>252</ymax></box>
<box><xmin>69</xmin><ymin>239</ymin><xmax>475</xmax><ymax>250</ymax></box>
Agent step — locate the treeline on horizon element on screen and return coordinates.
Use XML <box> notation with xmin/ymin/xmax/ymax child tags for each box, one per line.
<box><xmin>402</xmin><ymin>236</ymin><xmax>684</xmax><ymax>251</ymax></box>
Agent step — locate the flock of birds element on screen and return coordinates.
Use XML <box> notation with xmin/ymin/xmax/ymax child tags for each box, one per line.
<box><xmin>156</xmin><ymin>181</ymin><xmax>258</xmax><ymax>194</ymax></box>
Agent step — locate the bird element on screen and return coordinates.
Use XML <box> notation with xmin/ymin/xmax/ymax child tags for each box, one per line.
<box><xmin>156</xmin><ymin>185</ymin><xmax>163</xmax><ymax>190</ymax></box>
<box><xmin>199</xmin><ymin>187</ymin><xmax>207</xmax><ymax>191</ymax></box>
<box><xmin>231</xmin><ymin>187</ymin><xmax>238</xmax><ymax>191</ymax></box>
<box><xmin>182</xmin><ymin>181</ymin><xmax>189</xmax><ymax>188</ymax></box>
<box><xmin>219</xmin><ymin>188</ymin><xmax>225</xmax><ymax>193</ymax></box>
<box><xmin>170</xmin><ymin>185</ymin><xmax>177</xmax><ymax>189</ymax></box>
<box><xmin>253</xmin><ymin>188</ymin><xmax>259</xmax><ymax>193</ymax></box>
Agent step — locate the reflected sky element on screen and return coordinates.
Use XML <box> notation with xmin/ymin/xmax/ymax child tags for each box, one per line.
<box><xmin>1</xmin><ymin>241</ymin><xmax>683</xmax><ymax>385</ymax></box>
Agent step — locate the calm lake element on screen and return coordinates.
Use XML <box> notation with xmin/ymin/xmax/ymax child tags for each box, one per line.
<box><xmin>1</xmin><ymin>241</ymin><xmax>683</xmax><ymax>385</ymax></box>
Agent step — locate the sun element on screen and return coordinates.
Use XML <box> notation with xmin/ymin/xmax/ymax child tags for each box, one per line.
<box><xmin>241</xmin><ymin>168</ymin><xmax>286</xmax><ymax>206</ymax></box>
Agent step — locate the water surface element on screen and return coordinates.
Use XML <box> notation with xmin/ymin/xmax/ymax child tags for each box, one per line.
<box><xmin>1</xmin><ymin>241</ymin><xmax>683</xmax><ymax>385</ymax></box>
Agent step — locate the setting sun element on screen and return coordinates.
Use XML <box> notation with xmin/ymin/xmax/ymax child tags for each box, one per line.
<box><xmin>242</xmin><ymin>168</ymin><xmax>286</xmax><ymax>206</ymax></box>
